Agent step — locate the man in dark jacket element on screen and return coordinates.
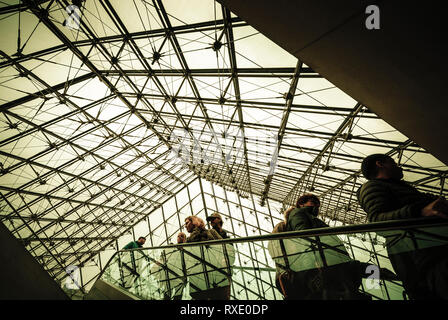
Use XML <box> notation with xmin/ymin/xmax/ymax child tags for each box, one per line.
<box><xmin>286</xmin><ymin>194</ymin><xmax>328</xmax><ymax>231</ymax></box>
<box><xmin>123</xmin><ymin>236</ymin><xmax>146</xmax><ymax>250</ymax></box>
<box><xmin>357</xmin><ymin>153</ymin><xmax>448</xmax><ymax>299</ymax></box>
<box><xmin>206</xmin><ymin>212</ymin><xmax>230</xmax><ymax>239</ymax></box>
<box><xmin>283</xmin><ymin>194</ymin><xmax>368</xmax><ymax>300</ymax></box>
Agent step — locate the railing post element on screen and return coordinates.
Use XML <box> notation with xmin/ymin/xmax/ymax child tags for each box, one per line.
<box><xmin>131</xmin><ymin>251</ymin><xmax>136</xmax><ymax>273</ymax></box>
<box><xmin>222</xmin><ymin>243</ymin><xmax>234</xmax><ymax>299</ymax></box>
<box><xmin>315</xmin><ymin>236</ymin><xmax>328</xmax><ymax>268</ymax></box>
<box><xmin>130</xmin><ymin>251</ymin><xmax>137</xmax><ymax>294</ymax></box>
<box><xmin>367</xmin><ymin>232</ymin><xmax>391</xmax><ymax>300</ymax></box>
<box><xmin>199</xmin><ymin>244</ymin><xmax>211</xmax><ymax>290</ymax></box>
<box><xmin>117</xmin><ymin>252</ymin><xmax>125</xmax><ymax>288</ymax></box>
<box><xmin>161</xmin><ymin>250</ymin><xmax>172</xmax><ymax>298</ymax></box>
<box><xmin>222</xmin><ymin>243</ymin><xmax>233</xmax><ymax>281</ymax></box>
<box><xmin>179</xmin><ymin>247</ymin><xmax>188</xmax><ymax>296</ymax></box>
<box><xmin>278</xmin><ymin>238</ymin><xmax>290</xmax><ymax>271</ymax></box>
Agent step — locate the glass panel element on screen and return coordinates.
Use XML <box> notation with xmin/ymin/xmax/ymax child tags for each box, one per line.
<box><xmin>94</xmin><ymin>221</ymin><xmax>448</xmax><ymax>300</ymax></box>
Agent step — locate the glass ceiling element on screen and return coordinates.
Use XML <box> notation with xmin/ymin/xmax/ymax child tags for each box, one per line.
<box><xmin>1</xmin><ymin>0</ymin><xmax>447</xmax><ymax>294</ymax></box>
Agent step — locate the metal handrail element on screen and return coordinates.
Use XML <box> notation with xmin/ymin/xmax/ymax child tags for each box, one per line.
<box><xmin>96</xmin><ymin>217</ymin><xmax>448</xmax><ymax>282</ymax></box>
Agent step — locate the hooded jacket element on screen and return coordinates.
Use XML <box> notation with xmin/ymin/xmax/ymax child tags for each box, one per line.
<box><xmin>286</xmin><ymin>206</ymin><xmax>328</xmax><ymax>231</ymax></box>
<box><xmin>283</xmin><ymin>206</ymin><xmax>352</xmax><ymax>270</ymax></box>
<box><xmin>271</xmin><ymin>206</ymin><xmax>362</xmax><ymax>299</ymax></box>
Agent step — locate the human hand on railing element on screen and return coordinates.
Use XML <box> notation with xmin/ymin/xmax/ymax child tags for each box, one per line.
<box><xmin>421</xmin><ymin>197</ymin><xmax>448</xmax><ymax>219</ymax></box>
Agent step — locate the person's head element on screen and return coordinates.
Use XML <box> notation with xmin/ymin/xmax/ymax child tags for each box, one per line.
<box><xmin>295</xmin><ymin>194</ymin><xmax>320</xmax><ymax>217</ymax></box>
<box><xmin>296</xmin><ymin>193</ymin><xmax>320</xmax><ymax>208</ymax></box>
<box><xmin>177</xmin><ymin>232</ymin><xmax>186</xmax><ymax>244</ymax></box>
<box><xmin>184</xmin><ymin>215</ymin><xmax>205</xmax><ymax>233</ymax></box>
<box><xmin>361</xmin><ymin>154</ymin><xmax>403</xmax><ymax>181</ymax></box>
<box><xmin>206</xmin><ymin>212</ymin><xmax>223</xmax><ymax>229</ymax></box>
<box><xmin>272</xmin><ymin>221</ymin><xmax>287</xmax><ymax>234</ymax></box>
<box><xmin>137</xmin><ymin>237</ymin><xmax>146</xmax><ymax>245</ymax></box>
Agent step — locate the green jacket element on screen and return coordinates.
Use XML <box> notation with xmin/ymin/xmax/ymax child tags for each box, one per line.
<box><xmin>283</xmin><ymin>206</ymin><xmax>352</xmax><ymax>270</ymax></box>
<box><xmin>123</xmin><ymin>241</ymin><xmax>142</xmax><ymax>250</ymax></box>
<box><xmin>357</xmin><ymin>178</ymin><xmax>437</xmax><ymax>222</ymax></box>
<box><xmin>357</xmin><ymin>178</ymin><xmax>448</xmax><ymax>298</ymax></box>
<box><xmin>286</xmin><ymin>206</ymin><xmax>329</xmax><ymax>231</ymax></box>
<box><xmin>356</xmin><ymin>178</ymin><xmax>448</xmax><ymax>254</ymax></box>
<box><xmin>186</xmin><ymin>227</ymin><xmax>222</xmax><ymax>243</ymax></box>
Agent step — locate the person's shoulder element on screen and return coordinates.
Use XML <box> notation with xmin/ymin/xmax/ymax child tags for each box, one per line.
<box><xmin>358</xmin><ymin>179</ymin><xmax>391</xmax><ymax>195</ymax></box>
<box><xmin>186</xmin><ymin>229</ymin><xmax>201</xmax><ymax>242</ymax></box>
<box><xmin>222</xmin><ymin>229</ymin><xmax>230</xmax><ymax>237</ymax></box>
<box><xmin>209</xmin><ymin>228</ymin><xmax>222</xmax><ymax>239</ymax></box>
<box><xmin>314</xmin><ymin>217</ymin><xmax>329</xmax><ymax>228</ymax></box>
<box><xmin>123</xmin><ymin>241</ymin><xmax>135</xmax><ymax>249</ymax></box>
<box><xmin>190</xmin><ymin>226</ymin><xmax>201</xmax><ymax>233</ymax></box>
<box><xmin>289</xmin><ymin>206</ymin><xmax>307</xmax><ymax>216</ymax></box>
<box><xmin>285</xmin><ymin>207</ymin><xmax>307</xmax><ymax>228</ymax></box>
<box><xmin>361</xmin><ymin>179</ymin><xmax>387</xmax><ymax>188</ymax></box>
<box><xmin>186</xmin><ymin>228</ymin><xmax>200</xmax><ymax>240</ymax></box>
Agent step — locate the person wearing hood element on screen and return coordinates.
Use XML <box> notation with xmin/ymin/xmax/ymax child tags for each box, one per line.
<box><xmin>285</xmin><ymin>194</ymin><xmax>327</xmax><ymax>231</ymax></box>
<box><xmin>282</xmin><ymin>193</ymin><xmax>374</xmax><ymax>299</ymax></box>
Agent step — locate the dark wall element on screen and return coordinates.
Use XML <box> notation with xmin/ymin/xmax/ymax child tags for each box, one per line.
<box><xmin>218</xmin><ymin>0</ymin><xmax>448</xmax><ymax>165</ymax></box>
<box><xmin>0</xmin><ymin>222</ymin><xmax>69</xmax><ymax>300</ymax></box>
